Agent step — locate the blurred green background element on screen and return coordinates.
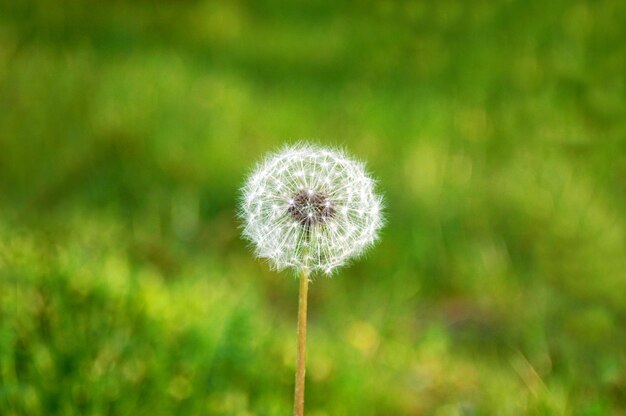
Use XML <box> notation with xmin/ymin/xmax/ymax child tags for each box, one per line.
<box><xmin>1</xmin><ymin>0</ymin><xmax>625</xmax><ymax>414</ymax></box>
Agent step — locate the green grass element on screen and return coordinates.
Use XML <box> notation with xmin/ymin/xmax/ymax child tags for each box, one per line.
<box><xmin>1</xmin><ymin>0</ymin><xmax>625</xmax><ymax>414</ymax></box>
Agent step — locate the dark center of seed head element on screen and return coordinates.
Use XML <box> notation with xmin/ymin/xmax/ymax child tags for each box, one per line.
<box><xmin>287</xmin><ymin>189</ymin><xmax>335</xmax><ymax>228</ymax></box>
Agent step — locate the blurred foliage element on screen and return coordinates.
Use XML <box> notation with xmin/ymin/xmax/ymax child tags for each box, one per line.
<box><xmin>1</xmin><ymin>0</ymin><xmax>625</xmax><ymax>414</ymax></box>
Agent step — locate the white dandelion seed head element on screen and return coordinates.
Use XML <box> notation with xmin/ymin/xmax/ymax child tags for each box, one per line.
<box><xmin>239</xmin><ymin>143</ymin><xmax>384</xmax><ymax>275</ymax></box>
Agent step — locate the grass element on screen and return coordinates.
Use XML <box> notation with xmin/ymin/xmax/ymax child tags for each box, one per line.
<box><xmin>1</xmin><ymin>0</ymin><xmax>625</xmax><ymax>414</ymax></box>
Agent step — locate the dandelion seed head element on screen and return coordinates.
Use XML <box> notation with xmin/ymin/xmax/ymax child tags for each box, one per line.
<box><xmin>240</xmin><ymin>143</ymin><xmax>384</xmax><ymax>274</ymax></box>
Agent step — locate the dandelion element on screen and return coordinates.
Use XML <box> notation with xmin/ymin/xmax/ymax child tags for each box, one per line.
<box><xmin>241</xmin><ymin>143</ymin><xmax>383</xmax><ymax>275</ymax></box>
<box><xmin>240</xmin><ymin>143</ymin><xmax>384</xmax><ymax>416</ymax></box>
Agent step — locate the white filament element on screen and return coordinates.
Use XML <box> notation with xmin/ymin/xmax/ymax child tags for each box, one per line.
<box><xmin>240</xmin><ymin>143</ymin><xmax>384</xmax><ymax>275</ymax></box>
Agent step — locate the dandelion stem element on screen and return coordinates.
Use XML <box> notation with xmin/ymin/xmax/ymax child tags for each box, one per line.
<box><xmin>293</xmin><ymin>267</ymin><xmax>309</xmax><ymax>416</ymax></box>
